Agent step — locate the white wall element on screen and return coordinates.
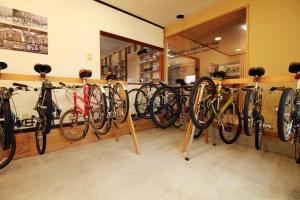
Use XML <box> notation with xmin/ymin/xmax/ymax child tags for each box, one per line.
<box><xmin>0</xmin><ymin>0</ymin><xmax>163</xmax><ymax>78</ymax></box>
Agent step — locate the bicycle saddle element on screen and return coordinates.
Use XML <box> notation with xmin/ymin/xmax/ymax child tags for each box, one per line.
<box><xmin>175</xmin><ymin>79</ymin><xmax>187</xmax><ymax>86</ymax></box>
<box><xmin>79</xmin><ymin>69</ymin><xmax>92</xmax><ymax>78</ymax></box>
<box><xmin>289</xmin><ymin>62</ymin><xmax>300</xmax><ymax>73</ymax></box>
<box><xmin>34</xmin><ymin>64</ymin><xmax>51</xmax><ymax>74</ymax></box>
<box><xmin>0</xmin><ymin>62</ymin><xmax>7</xmax><ymax>70</ymax></box>
<box><xmin>248</xmin><ymin>67</ymin><xmax>265</xmax><ymax>77</ymax></box>
<box><xmin>105</xmin><ymin>72</ymin><xmax>116</xmax><ymax>80</ymax></box>
<box><xmin>214</xmin><ymin>71</ymin><xmax>226</xmax><ymax>79</ymax></box>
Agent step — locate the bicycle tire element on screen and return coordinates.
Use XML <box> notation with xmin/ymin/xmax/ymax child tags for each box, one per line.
<box><xmin>150</xmin><ymin>86</ymin><xmax>181</xmax><ymax>129</ymax></box>
<box><xmin>60</xmin><ymin>109</ymin><xmax>89</xmax><ymax>141</ymax></box>
<box><xmin>96</xmin><ymin>118</ymin><xmax>112</xmax><ymax>136</ymax></box>
<box><xmin>0</xmin><ymin>100</ymin><xmax>16</xmax><ymax>169</ymax></box>
<box><xmin>135</xmin><ymin>83</ymin><xmax>158</xmax><ymax>119</ymax></box>
<box><xmin>89</xmin><ymin>85</ymin><xmax>107</xmax><ymax>129</ymax></box>
<box><xmin>218</xmin><ymin>104</ymin><xmax>242</xmax><ymax>144</ymax></box>
<box><xmin>35</xmin><ymin>122</ymin><xmax>46</xmax><ymax>155</ymax></box>
<box><xmin>243</xmin><ymin>90</ymin><xmax>255</xmax><ymax>136</ymax></box>
<box><xmin>255</xmin><ymin>116</ymin><xmax>263</xmax><ymax>150</ymax></box>
<box><xmin>295</xmin><ymin>132</ymin><xmax>300</xmax><ymax>164</ymax></box>
<box><xmin>41</xmin><ymin>87</ymin><xmax>53</xmax><ymax>134</ymax></box>
<box><xmin>189</xmin><ymin>76</ymin><xmax>216</xmax><ymax>129</ymax></box>
<box><xmin>277</xmin><ymin>88</ymin><xmax>295</xmax><ymax>142</ymax></box>
<box><xmin>194</xmin><ymin>128</ymin><xmax>204</xmax><ymax>139</ymax></box>
<box><xmin>113</xmin><ymin>83</ymin><xmax>129</xmax><ymax>123</ymax></box>
<box><xmin>128</xmin><ymin>88</ymin><xmax>141</xmax><ymax>120</ymax></box>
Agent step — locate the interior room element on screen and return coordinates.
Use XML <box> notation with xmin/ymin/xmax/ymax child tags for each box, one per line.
<box><xmin>0</xmin><ymin>0</ymin><xmax>299</xmax><ymax>200</ymax></box>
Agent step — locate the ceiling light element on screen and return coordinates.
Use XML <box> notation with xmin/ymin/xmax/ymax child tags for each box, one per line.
<box><xmin>241</xmin><ymin>24</ymin><xmax>247</xmax><ymax>31</ymax></box>
<box><xmin>215</xmin><ymin>37</ymin><xmax>222</xmax><ymax>41</ymax></box>
<box><xmin>235</xmin><ymin>48</ymin><xmax>242</xmax><ymax>52</ymax></box>
<box><xmin>176</xmin><ymin>14</ymin><xmax>184</xmax><ymax>19</ymax></box>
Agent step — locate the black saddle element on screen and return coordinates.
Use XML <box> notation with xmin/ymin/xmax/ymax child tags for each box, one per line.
<box><xmin>175</xmin><ymin>79</ymin><xmax>187</xmax><ymax>86</ymax></box>
<box><xmin>79</xmin><ymin>69</ymin><xmax>92</xmax><ymax>79</ymax></box>
<box><xmin>289</xmin><ymin>62</ymin><xmax>300</xmax><ymax>73</ymax></box>
<box><xmin>105</xmin><ymin>73</ymin><xmax>116</xmax><ymax>80</ymax></box>
<box><xmin>248</xmin><ymin>67</ymin><xmax>265</xmax><ymax>77</ymax></box>
<box><xmin>214</xmin><ymin>71</ymin><xmax>226</xmax><ymax>79</ymax></box>
<box><xmin>34</xmin><ymin>64</ymin><xmax>51</xmax><ymax>74</ymax></box>
<box><xmin>0</xmin><ymin>62</ymin><xmax>7</xmax><ymax>70</ymax></box>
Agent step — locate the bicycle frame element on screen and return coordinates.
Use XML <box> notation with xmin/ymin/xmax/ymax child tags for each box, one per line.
<box><xmin>73</xmin><ymin>80</ymin><xmax>90</xmax><ymax>116</ymax></box>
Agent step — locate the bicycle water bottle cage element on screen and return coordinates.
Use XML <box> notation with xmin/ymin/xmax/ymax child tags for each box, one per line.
<box><xmin>0</xmin><ymin>62</ymin><xmax>7</xmax><ymax>70</ymax></box>
<box><xmin>214</xmin><ymin>71</ymin><xmax>226</xmax><ymax>80</ymax></box>
<box><xmin>79</xmin><ymin>69</ymin><xmax>92</xmax><ymax>79</ymax></box>
<box><xmin>249</xmin><ymin>67</ymin><xmax>265</xmax><ymax>82</ymax></box>
<box><xmin>34</xmin><ymin>64</ymin><xmax>51</xmax><ymax>79</ymax></box>
<box><xmin>289</xmin><ymin>62</ymin><xmax>300</xmax><ymax>79</ymax></box>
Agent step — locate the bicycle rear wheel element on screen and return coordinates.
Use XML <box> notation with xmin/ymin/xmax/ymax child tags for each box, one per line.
<box><xmin>35</xmin><ymin>122</ymin><xmax>46</xmax><ymax>154</ymax></box>
<box><xmin>218</xmin><ymin>104</ymin><xmax>242</xmax><ymax>144</ymax></box>
<box><xmin>40</xmin><ymin>87</ymin><xmax>53</xmax><ymax>134</ymax></box>
<box><xmin>0</xmin><ymin>100</ymin><xmax>16</xmax><ymax>169</ymax></box>
<box><xmin>295</xmin><ymin>132</ymin><xmax>300</xmax><ymax>164</ymax></box>
<box><xmin>277</xmin><ymin>88</ymin><xmax>295</xmax><ymax>142</ymax></box>
<box><xmin>113</xmin><ymin>83</ymin><xmax>129</xmax><ymax>123</ymax></box>
<box><xmin>243</xmin><ymin>90</ymin><xmax>255</xmax><ymax>136</ymax></box>
<box><xmin>89</xmin><ymin>85</ymin><xmax>107</xmax><ymax>129</ymax></box>
<box><xmin>150</xmin><ymin>86</ymin><xmax>181</xmax><ymax>129</ymax></box>
<box><xmin>128</xmin><ymin>88</ymin><xmax>141</xmax><ymax>120</ymax></box>
<box><xmin>60</xmin><ymin>109</ymin><xmax>89</xmax><ymax>141</ymax></box>
<box><xmin>135</xmin><ymin>83</ymin><xmax>158</xmax><ymax>119</ymax></box>
<box><xmin>189</xmin><ymin>77</ymin><xmax>216</xmax><ymax>129</ymax></box>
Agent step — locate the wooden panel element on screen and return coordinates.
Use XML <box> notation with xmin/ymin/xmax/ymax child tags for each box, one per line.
<box><xmin>13</xmin><ymin>118</ymin><xmax>154</xmax><ymax>160</ymax></box>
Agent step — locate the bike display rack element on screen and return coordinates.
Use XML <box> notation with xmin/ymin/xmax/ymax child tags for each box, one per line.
<box><xmin>0</xmin><ymin>72</ymin><xmax>141</xmax><ymax>158</ymax></box>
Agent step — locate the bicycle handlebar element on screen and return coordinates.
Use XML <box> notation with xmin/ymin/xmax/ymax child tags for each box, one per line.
<box><xmin>13</xmin><ymin>82</ymin><xmax>28</xmax><ymax>88</ymax></box>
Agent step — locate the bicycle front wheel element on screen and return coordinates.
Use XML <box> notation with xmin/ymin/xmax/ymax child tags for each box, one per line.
<box><xmin>89</xmin><ymin>85</ymin><xmax>107</xmax><ymax>129</ymax></box>
<box><xmin>218</xmin><ymin>104</ymin><xmax>242</xmax><ymax>144</ymax></box>
<box><xmin>189</xmin><ymin>76</ymin><xmax>216</xmax><ymax>129</ymax></box>
<box><xmin>35</xmin><ymin>122</ymin><xmax>47</xmax><ymax>155</ymax></box>
<box><xmin>128</xmin><ymin>88</ymin><xmax>141</xmax><ymax>120</ymax></box>
<box><xmin>60</xmin><ymin>109</ymin><xmax>89</xmax><ymax>141</ymax></box>
<box><xmin>243</xmin><ymin>90</ymin><xmax>255</xmax><ymax>136</ymax></box>
<box><xmin>277</xmin><ymin>88</ymin><xmax>295</xmax><ymax>142</ymax></box>
<box><xmin>255</xmin><ymin>116</ymin><xmax>264</xmax><ymax>150</ymax></box>
<box><xmin>135</xmin><ymin>83</ymin><xmax>158</xmax><ymax>119</ymax></box>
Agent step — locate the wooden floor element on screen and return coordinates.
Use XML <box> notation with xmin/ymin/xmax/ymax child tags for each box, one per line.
<box><xmin>0</xmin><ymin>128</ymin><xmax>299</xmax><ymax>200</ymax></box>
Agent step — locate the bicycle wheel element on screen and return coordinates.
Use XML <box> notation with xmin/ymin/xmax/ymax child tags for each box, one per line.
<box><xmin>194</xmin><ymin>128</ymin><xmax>204</xmax><ymax>139</ymax></box>
<box><xmin>189</xmin><ymin>76</ymin><xmax>216</xmax><ymax>129</ymax></box>
<box><xmin>89</xmin><ymin>85</ymin><xmax>107</xmax><ymax>129</ymax></box>
<box><xmin>35</xmin><ymin>122</ymin><xmax>46</xmax><ymax>154</ymax></box>
<box><xmin>96</xmin><ymin>118</ymin><xmax>111</xmax><ymax>136</ymax></box>
<box><xmin>113</xmin><ymin>83</ymin><xmax>129</xmax><ymax>123</ymax></box>
<box><xmin>255</xmin><ymin>116</ymin><xmax>264</xmax><ymax>150</ymax></box>
<box><xmin>150</xmin><ymin>86</ymin><xmax>181</xmax><ymax>129</ymax></box>
<box><xmin>135</xmin><ymin>83</ymin><xmax>158</xmax><ymax>119</ymax></box>
<box><xmin>218</xmin><ymin>104</ymin><xmax>242</xmax><ymax>144</ymax></box>
<box><xmin>40</xmin><ymin>87</ymin><xmax>53</xmax><ymax>134</ymax></box>
<box><xmin>60</xmin><ymin>109</ymin><xmax>89</xmax><ymax>141</ymax></box>
<box><xmin>277</xmin><ymin>88</ymin><xmax>295</xmax><ymax>142</ymax></box>
<box><xmin>0</xmin><ymin>100</ymin><xmax>16</xmax><ymax>169</ymax></box>
<box><xmin>295</xmin><ymin>132</ymin><xmax>300</xmax><ymax>164</ymax></box>
<box><xmin>243</xmin><ymin>90</ymin><xmax>255</xmax><ymax>136</ymax></box>
<box><xmin>128</xmin><ymin>88</ymin><xmax>141</xmax><ymax>120</ymax></box>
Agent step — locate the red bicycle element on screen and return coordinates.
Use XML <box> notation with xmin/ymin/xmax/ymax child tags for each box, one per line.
<box><xmin>59</xmin><ymin>69</ymin><xmax>107</xmax><ymax>141</ymax></box>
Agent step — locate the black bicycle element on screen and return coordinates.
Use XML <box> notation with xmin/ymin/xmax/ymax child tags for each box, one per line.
<box><xmin>14</xmin><ymin>64</ymin><xmax>61</xmax><ymax>155</ymax></box>
<box><xmin>0</xmin><ymin>62</ymin><xmax>16</xmax><ymax>169</ymax></box>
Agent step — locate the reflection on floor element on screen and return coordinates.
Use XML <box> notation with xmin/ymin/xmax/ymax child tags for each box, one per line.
<box><xmin>0</xmin><ymin>128</ymin><xmax>299</xmax><ymax>200</ymax></box>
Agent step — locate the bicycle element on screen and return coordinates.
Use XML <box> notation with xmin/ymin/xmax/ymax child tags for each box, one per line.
<box><xmin>189</xmin><ymin>72</ymin><xmax>242</xmax><ymax>144</ymax></box>
<box><xmin>60</xmin><ymin>69</ymin><xmax>107</xmax><ymax>141</ymax></box>
<box><xmin>135</xmin><ymin>82</ymin><xmax>159</xmax><ymax>119</ymax></box>
<box><xmin>0</xmin><ymin>62</ymin><xmax>16</xmax><ymax>169</ymax></box>
<box><xmin>277</xmin><ymin>62</ymin><xmax>300</xmax><ymax>164</ymax></box>
<box><xmin>13</xmin><ymin>64</ymin><xmax>62</xmax><ymax>155</ymax></box>
<box><xmin>243</xmin><ymin>67</ymin><xmax>277</xmax><ymax>150</ymax></box>
<box><xmin>148</xmin><ymin>79</ymin><xmax>190</xmax><ymax>129</ymax></box>
<box><xmin>96</xmin><ymin>73</ymin><xmax>129</xmax><ymax>135</ymax></box>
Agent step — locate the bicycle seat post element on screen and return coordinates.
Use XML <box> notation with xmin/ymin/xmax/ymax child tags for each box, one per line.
<box><xmin>296</xmin><ymin>72</ymin><xmax>300</xmax><ymax>89</ymax></box>
<box><xmin>82</xmin><ymin>77</ymin><xmax>87</xmax><ymax>85</ymax></box>
<box><xmin>254</xmin><ymin>75</ymin><xmax>260</xmax><ymax>89</ymax></box>
<box><xmin>218</xmin><ymin>78</ymin><xmax>222</xmax><ymax>91</ymax></box>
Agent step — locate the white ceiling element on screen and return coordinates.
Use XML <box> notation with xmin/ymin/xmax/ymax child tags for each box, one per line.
<box><xmin>99</xmin><ymin>0</ymin><xmax>220</xmax><ymax>27</ymax></box>
<box><xmin>101</xmin><ymin>36</ymin><xmax>130</xmax><ymax>57</ymax></box>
